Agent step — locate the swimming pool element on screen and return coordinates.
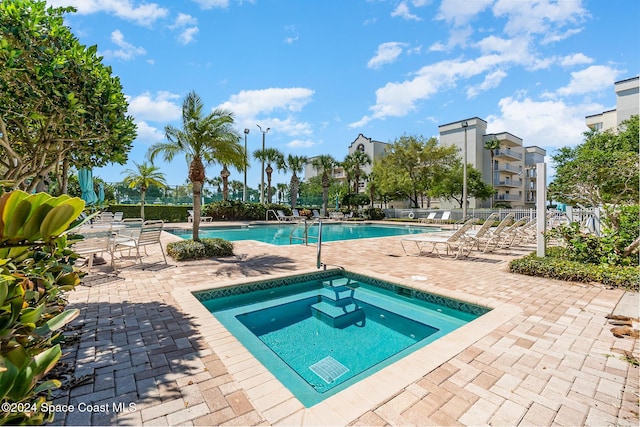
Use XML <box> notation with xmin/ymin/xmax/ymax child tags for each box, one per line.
<box><xmin>194</xmin><ymin>269</ymin><xmax>490</xmax><ymax>406</ymax></box>
<box><xmin>169</xmin><ymin>222</ymin><xmax>438</xmax><ymax>245</ymax></box>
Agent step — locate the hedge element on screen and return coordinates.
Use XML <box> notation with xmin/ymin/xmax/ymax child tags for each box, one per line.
<box><xmin>166</xmin><ymin>238</ymin><xmax>234</xmax><ymax>260</ymax></box>
<box><xmin>106</xmin><ymin>204</ymin><xmax>190</xmax><ymax>222</ymax></box>
<box><xmin>509</xmin><ymin>252</ymin><xmax>639</xmax><ymax>291</ymax></box>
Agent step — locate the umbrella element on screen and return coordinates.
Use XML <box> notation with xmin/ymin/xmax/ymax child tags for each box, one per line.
<box><xmin>98</xmin><ymin>183</ymin><xmax>105</xmax><ymax>205</ymax></box>
<box><xmin>78</xmin><ymin>168</ymin><xmax>98</xmax><ymax>205</ymax></box>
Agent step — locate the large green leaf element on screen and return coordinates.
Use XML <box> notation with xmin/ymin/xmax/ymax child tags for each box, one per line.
<box><xmin>34</xmin><ymin>309</ymin><xmax>79</xmax><ymax>337</ymax></box>
<box><xmin>0</xmin><ymin>357</ymin><xmax>19</xmax><ymax>401</ymax></box>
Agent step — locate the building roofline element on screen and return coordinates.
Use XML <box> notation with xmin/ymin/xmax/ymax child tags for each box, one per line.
<box><xmin>585</xmin><ymin>109</ymin><xmax>616</xmax><ymax>119</ymax></box>
<box><xmin>615</xmin><ymin>76</ymin><xmax>639</xmax><ymax>85</ymax></box>
<box><xmin>438</xmin><ymin>116</ymin><xmax>487</xmax><ymax>128</ymax></box>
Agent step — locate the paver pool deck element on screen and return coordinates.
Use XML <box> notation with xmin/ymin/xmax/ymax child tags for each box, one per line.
<box><xmin>51</xmin><ymin>221</ymin><xmax>639</xmax><ymax>426</ymax></box>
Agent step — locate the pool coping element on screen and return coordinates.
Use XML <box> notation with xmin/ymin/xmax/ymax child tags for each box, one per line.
<box><xmin>172</xmin><ymin>266</ymin><xmax>522</xmax><ymax>426</ymax></box>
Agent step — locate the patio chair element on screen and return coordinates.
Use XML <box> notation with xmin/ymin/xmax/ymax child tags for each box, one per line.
<box><xmin>495</xmin><ymin>216</ymin><xmax>531</xmax><ymax>249</ymax></box>
<box><xmin>71</xmin><ymin>224</ymin><xmax>115</xmax><ymax>272</ymax></box>
<box><xmin>291</xmin><ymin>209</ymin><xmax>303</xmax><ymax>220</ymax></box>
<box><xmin>94</xmin><ymin>211</ymin><xmax>114</xmax><ymax>224</ymax></box>
<box><xmin>434</xmin><ymin>211</ymin><xmax>451</xmax><ymax>224</ymax></box>
<box><xmin>511</xmin><ymin>216</ymin><xmax>537</xmax><ymax>245</ymax></box>
<box><xmin>469</xmin><ymin>213</ymin><xmax>514</xmax><ymax>253</ymax></box>
<box><xmin>114</xmin><ymin>218</ymin><xmax>144</xmax><ymax>241</ymax></box>
<box><xmin>113</xmin><ymin>212</ymin><xmax>124</xmax><ymax>222</ymax></box>
<box><xmin>400</xmin><ymin>218</ymin><xmax>478</xmax><ymax>259</ymax></box>
<box><xmin>188</xmin><ymin>209</ymin><xmax>212</xmax><ymax>223</ymax></box>
<box><xmin>312</xmin><ymin>209</ymin><xmax>322</xmax><ymax>220</ymax></box>
<box><xmin>419</xmin><ymin>212</ymin><xmax>437</xmax><ymax>223</ymax></box>
<box><xmin>465</xmin><ymin>213</ymin><xmax>499</xmax><ymax>239</ymax></box>
<box><xmin>114</xmin><ymin>220</ymin><xmax>167</xmax><ymax>265</ymax></box>
<box><xmin>276</xmin><ymin>210</ymin><xmax>294</xmax><ymax>221</ymax></box>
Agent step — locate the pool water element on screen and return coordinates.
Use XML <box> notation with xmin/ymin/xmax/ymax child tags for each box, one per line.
<box><xmin>169</xmin><ymin>222</ymin><xmax>437</xmax><ymax>245</ymax></box>
<box><xmin>196</xmin><ymin>270</ymin><xmax>489</xmax><ymax>406</ymax></box>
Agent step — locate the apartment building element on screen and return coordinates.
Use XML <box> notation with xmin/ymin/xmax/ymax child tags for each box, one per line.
<box><xmin>585</xmin><ymin>76</ymin><xmax>639</xmax><ymax>131</ymax></box>
<box><xmin>438</xmin><ymin>117</ymin><xmax>544</xmax><ymax>208</ymax></box>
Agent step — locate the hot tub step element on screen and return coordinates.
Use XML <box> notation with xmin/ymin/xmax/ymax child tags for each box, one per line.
<box><xmin>311</xmin><ymin>301</ymin><xmax>365</xmax><ymax>328</ymax></box>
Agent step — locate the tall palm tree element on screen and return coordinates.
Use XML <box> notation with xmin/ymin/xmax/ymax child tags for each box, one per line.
<box><xmin>278</xmin><ymin>154</ymin><xmax>308</xmax><ymax>209</ymax></box>
<box><xmin>253</xmin><ymin>147</ymin><xmax>284</xmax><ymax>204</ymax></box>
<box><xmin>121</xmin><ymin>161</ymin><xmax>167</xmax><ymax>220</ymax></box>
<box><xmin>484</xmin><ymin>137</ymin><xmax>500</xmax><ymax>208</ymax></box>
<box><xmin>276</xmin><ymin>183</ymin><xmax>289</xmax><ymax>204</ymax></box>
<box><xmin>311</xmin><ymin>155</ymin><xmax>336</xmax><ymax>215</ymax></box>
<box><xmin>148</xmin><ymin>91</ymin><xmax>244</xmax><ymax>240</ymax></box>
<box><xmin>344</xmin><ymin>151</ymin><xmax>372</xmax><ymax>194</ymax></box>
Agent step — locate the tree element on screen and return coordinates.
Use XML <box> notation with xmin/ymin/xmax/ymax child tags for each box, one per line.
<box><xmin>0</xmin><ymin>0</ymin><xmax>136</xmax><ymax>192</ymax></box>
<box><xmin>372</xmin><ymin>135</ymin><xmax>458</xmax><ymax>208</ymax></box>
<box><xmin>483</xmin><ymin>137</ymin><xmax>500</xmax><ymax>208</ymax></box>
<box><xmin>148</xmin><ymin>91</ymin><xmax>243</xmax><ymax>240</ymax></box>
<box><xmin>276</xmin><ymin>183</ymin><xmax>289</xmax><ymax>204</ymax></box>
<box><xmin>278</xmin><ymin>155</ymin><xmax>308</xmax><ymax>208</ymax></box>
<box><xmin>549</xmin><ymin>115</ymin><xmax>639</xmax><ymax>228</ymax></box>
<box><xmin>432</xmin><ymin>161</ymin><xmax>494</xmax><ymax>208</ymax></box>
<box><xmin>311</xmin><ymin>155</ymin><xmax>336</xmax><ymax>215</ymax></box>
<box><xmin>253</xmin><ymin>147</ymin><xmax>284</xmax><ymax>204</ymax></box>
<box><xmin>122</xmin><ymin>162</ymin><xmax>167</xmax><ymax>219</ymax></box>
<box><xmin>343</xmin><ymin>151</ymin><xmax>372</xmax><ymax>194</ymax></box>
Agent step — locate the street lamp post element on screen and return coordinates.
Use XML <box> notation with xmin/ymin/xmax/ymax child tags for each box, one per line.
<box><xmin>257</xmin><ymin>124</ymin><xmax>270</xmax><ymax>204</ymax></box>
<box><xmin>461</xmin><ymin>120</ymin><xmax>469</xmax><ymax>220</ymax></box>
<box><xmin>243</xmin><ymin>128</ymin><xmax>249</xmax><ymax>202</ymax></box>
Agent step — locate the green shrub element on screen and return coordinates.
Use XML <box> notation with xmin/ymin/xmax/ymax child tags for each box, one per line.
<box><xmin>509</xmin><ymin>252</ymin><xmax>639</xmax><ymax>291</ymax></box>
<box><xmin>362</xmin><ymin>208</ymin><xmax>385</xmax><ymax>220</ymax></box>
<box><xmin>203</xmin><ymin>201</ymin><xmax>291</xmax><ymax>221</ymax></box>
<box><xmin>107</xmin><ymin>204</ymin><xmax>189</xmax><ymax>222</ymax></box>
<box><xmin>166</xmin><ymin>238</ymin><xmax>234</xmax><ymax>260</ymax></box>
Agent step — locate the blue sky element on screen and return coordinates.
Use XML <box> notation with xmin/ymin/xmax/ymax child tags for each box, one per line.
<box><xmin>48</xmin><ymin>0</ymin><xmax>639</xmax><ymax>188</ymax></box>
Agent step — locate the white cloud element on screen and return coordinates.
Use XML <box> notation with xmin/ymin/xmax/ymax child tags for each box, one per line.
<box><xmin>437</xmin><ymin>0</ymin><xmax>493</xmax><ymax>26</ymax></box>
<box><xmin>102</xmin><ymin>30</ymin><xmax>147</xmax><ymax>61</ymax></box>
<box><xmin>554</xmin><ymin>65</ymin><xmax>619</xmax><ymax>97</ymax></box>
<box><xmin>134</xmin><ymin>120</ymin><xmax>165</xmax><ymax>144</ymax></box>
<box><xmin>46</xmin><ymin>0</ymin><xmax>168</xmax><ymax>26</ymax></box>
<box><xmin>286</xmin><ymin>139</ymin><xmax>316</xmax><ymax>149</ymax></box>
<box><xmin>219</xmin><ymin>88</ymin><xmax>314</xmax><ymax>118</ymax></box>
<box><xmin>391</xmin><ymin>2</ymin><xmax>422</xmax><ymax>21</ymax></box>
<box><xmin>192</xmin><ymin>0</ymin><xmax>229</xmax><ymax>9</ymax></box>
<box><xmin>492</xmin><ymin>0</ymin><xmax>588</xmax><ymax>38</ymax></box>
<box><xmin>170</xmin><ymin>13</ymin><xmax>198</xmax><ymax>28</ymax></box>
<box><xmin>127</xmin><ymin>91</ymin><xmax>182</xmax><ymax>122</ymax></box>
<box><xmin>466</xmin><ymin>69</ymin><xmax>507</xmax><ymax>98</ymax></box>
<box><xmin>177</xmin><ymin>27</ymin><xmax>199</xmax><ymax>45</ymax></box>
<box><xmin>486</xmin><ymin>95</ymin><xmax>599</xmax><ymax>150</ymax></box>
<box><xmin>559</xmin><ymin>53</ymin><xmax>593</xmax><ymax>67</ymax></box>
<box><xmin>367</xmin><ymin>42</ymin><xmax>408</xmax><ymax>69</ymax></box>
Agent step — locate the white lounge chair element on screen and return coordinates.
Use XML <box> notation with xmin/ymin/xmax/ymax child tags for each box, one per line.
<box><xmin>188</xmin><ymin>209</ymin><xmax>212</xmax><ymax>223</ymax></box>
<box><xmin>465</xmin><ymin>213</ymin><xmax>499</xmax><ymax>239</ymax></box>
<box><xmin>434</xmin><ymin>211</ymin><xmax>451</xmax><ymax>224</ymax></box>
<box><xmin>495</xmin><ymin>216</ymin><xmax>531</xmax><ymax>249</ymax></box>
<box><xmin>400</xmin><ymin>218</ymin><xmax>477</xmax><ymax>259</ymax></box>
<box><xmin>469</xmin><ymin>213</ymin><xmax>514</xmax><ymax>253</ymax></box>
<box><xmin>419</xmin><ymin>212</ymin><xmax>437</xmax><ymax>223</ymax></box>
<box><xmin>276</xmin><ymin>210</ymin><xmax>294</xmax><ymax>221</ymax></box>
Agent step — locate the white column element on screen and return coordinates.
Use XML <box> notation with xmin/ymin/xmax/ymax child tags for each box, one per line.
<box><xmin>536</xmin><ymin>162</ymin><xmax>547</xmax><ymax>257</ymax></box>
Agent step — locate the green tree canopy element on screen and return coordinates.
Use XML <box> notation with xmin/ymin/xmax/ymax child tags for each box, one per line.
<box><xmin>549</xmin><ymin>115</ymin><xmax>639</xmax><ymax>210</ymax></box>
<box><xmin>0</xmin><ymin>0</ymin><xmax>136</xmax><ymax>191</ymax></box>
<box><xmin>122</xmin><ymin>162</ymin><xmax>167</xmax><ymax>219</ymax></box>
<box><xmin>278</xmin><ymin>154</ymin><xmax>307</xmax><ymax>208</ymax></box>
<box><xmin>432</xmin><ymin>160</ymin><xmax>494</xmax><ymax>208</ymax></box>
<box><xmin>372</xmin><ymin>135</ymin><xmax>458</xmax><ymax>208</ymax></box>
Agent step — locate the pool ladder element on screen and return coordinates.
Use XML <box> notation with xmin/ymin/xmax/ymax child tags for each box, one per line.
<box><xmin>287</xmin><ymin>219</ymin><xmax>325</xmax><ymax>270</ymax></box>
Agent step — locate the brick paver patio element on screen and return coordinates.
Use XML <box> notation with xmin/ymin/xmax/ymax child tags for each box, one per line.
<box><xmin>49</xmin><ymin>222</ymin><xmax>639</xmax><ymax>426</ymax></box>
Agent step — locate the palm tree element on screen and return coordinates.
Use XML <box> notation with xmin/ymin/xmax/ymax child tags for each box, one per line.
<box><xmin>121</xmin><ymin>161</ymin><xmax>167</xmax><ymax>220</ymax></box>
<box><xmin>276</xmin><ymin>183</ymin><xmax>289</xmax><ymax>204</ymax></box>
<box><xmin>344</xmin><ymin>151</ymin><xmax>372</xmax><ymax>193</ymax></box>
<box><xmin>253</xmin><ymin>147</ymin><xmax>284</xmax><ymax>204</ymax></box>
<box><xmin>484</xmin><ymin>137</ymin><xmax>500</xmax><ymax>208</ymax></box>
<box><xmin>278</xmin><ymin>154</ymin><xmax>308</xmax><ymax>209</ymax></box>
<box><xmin>148</xmin><ymin>91</ymin><xmax>244</xmax><ymax>240</ymax></box>
<box><xmin>311</xmin><ymin>155</ymin><xmax>336</xmax><ymax>215</ymax></box>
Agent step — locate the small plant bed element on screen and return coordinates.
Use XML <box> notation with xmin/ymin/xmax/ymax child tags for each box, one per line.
<box><xmin>509</xmin><ymin>249</ymin><xmax>639</xmax><ymax>291</ymax></box>
<box><xmin>167</xmin><ymin>238</ymin><xmax>234</xmax><ymax>261</ymax></box>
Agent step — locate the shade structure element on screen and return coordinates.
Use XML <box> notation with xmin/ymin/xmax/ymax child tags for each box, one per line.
<box><xmin>78</xmin><ymin>168</ymin><xmax>98</xmax><ymax>205</ymax></box>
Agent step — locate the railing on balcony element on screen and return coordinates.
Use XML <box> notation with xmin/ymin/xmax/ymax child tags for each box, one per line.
<box><xmin>494</xmin><ymin>148</ymin><xmax>522</xmax><ymax>160</ymax></box>
<box><xmin>494</xmin><ymin>194</ymin><xmax>521</xmax><ymax>201</ymax></box>
<box><xmin>496</xmin><ymin>163</ymin><xmax>520</xmax><ymax>173</ymax></box>
<box><xmin>494</xmin><ymin>179</ymin><xmax>522</xmax><ymax>187</ymax></box>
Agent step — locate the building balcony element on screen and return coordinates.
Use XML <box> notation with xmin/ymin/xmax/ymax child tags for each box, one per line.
<box><xmin>494</xmin><ymin>194</ymin><xmax>521</xmax><ymax>201</ymax></box>
<box><xmin>494</xmin><ymin>179</ymin><xmax>522</xmax><ymax>188</ymax></box>
<box><xmin>496</xmin><ymin>163</ymin><xmax>521</xmax><ymax>174</ymax></box>
<box><xmin>494</xmin><ymin>148</ymin><xmax>522</xmax><ymax>160</ymax></box>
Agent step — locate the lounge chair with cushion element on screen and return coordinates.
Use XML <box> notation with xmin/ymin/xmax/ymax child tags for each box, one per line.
<box><xmin>277</xmin><ymin>210</ymin><xmax>294</xmax><ymax>221</ymax></box>
<box><xmin>400</xmin><ymin>218</ymin><xmax>478</xmax><ymax>259</ymax></box>
<box><xmin>434</xmin><ymin>211</ymin><xmax>451</xmax><ymax>224</ymax></box>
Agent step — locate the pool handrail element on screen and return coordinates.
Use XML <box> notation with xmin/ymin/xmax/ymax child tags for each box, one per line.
<box><xmin>317</xmin><ymin>220</ymin><xmax>325</xmax><ymax>270</ymax></box>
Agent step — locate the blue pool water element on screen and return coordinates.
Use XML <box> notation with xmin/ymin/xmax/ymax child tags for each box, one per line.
<box><xmin>195</xmin><ymin>270</ymin><xmax>489</xmax><ymax>406</ymax></box>
<box><xmin>169</xmin><ymin>222</ymin><xmax>437</xmax><ymax>245</ymax></box>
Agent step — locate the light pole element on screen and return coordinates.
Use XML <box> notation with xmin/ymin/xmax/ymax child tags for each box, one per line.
<box><xmin>243</xmin><ymin>128</ymin><xmax>249</xmax><ymax>202</ymax></box>
<box><xmin>257</xmin><ymin>124</ymin><xmax>270</xmax><ymax>204</ymax></box>
<box><xmin>461</xmin><ymin>120</ymin><xmax>469</xmax><ymax>220</ymax></box>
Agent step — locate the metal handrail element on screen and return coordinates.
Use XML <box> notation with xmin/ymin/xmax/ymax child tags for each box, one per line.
<box><xmin>317</xmin><ymin>220</ymin><xmax>324</xmax><ymax>269</ymax></box>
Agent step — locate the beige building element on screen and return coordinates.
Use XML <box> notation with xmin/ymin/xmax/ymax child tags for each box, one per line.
<box><xmin>304</xmin><ymin>134</ymin><xmax>388</xmax><ymax>193</ymax></box>
<box><xmin>438</xmin><ymin>117</ymin><xmax>544</xmax><ymax>208</ymax></box>
<box><xmin>586</xmin><ymin>76</ymin><xmax>639</xmax><ymax>131</ymax></box>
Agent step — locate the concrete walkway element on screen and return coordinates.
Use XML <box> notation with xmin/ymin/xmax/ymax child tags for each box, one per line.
<box><xmin>48</xmin><ymin>224</ymin><xmax>639</xmax><ymax>426</ymax></box>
